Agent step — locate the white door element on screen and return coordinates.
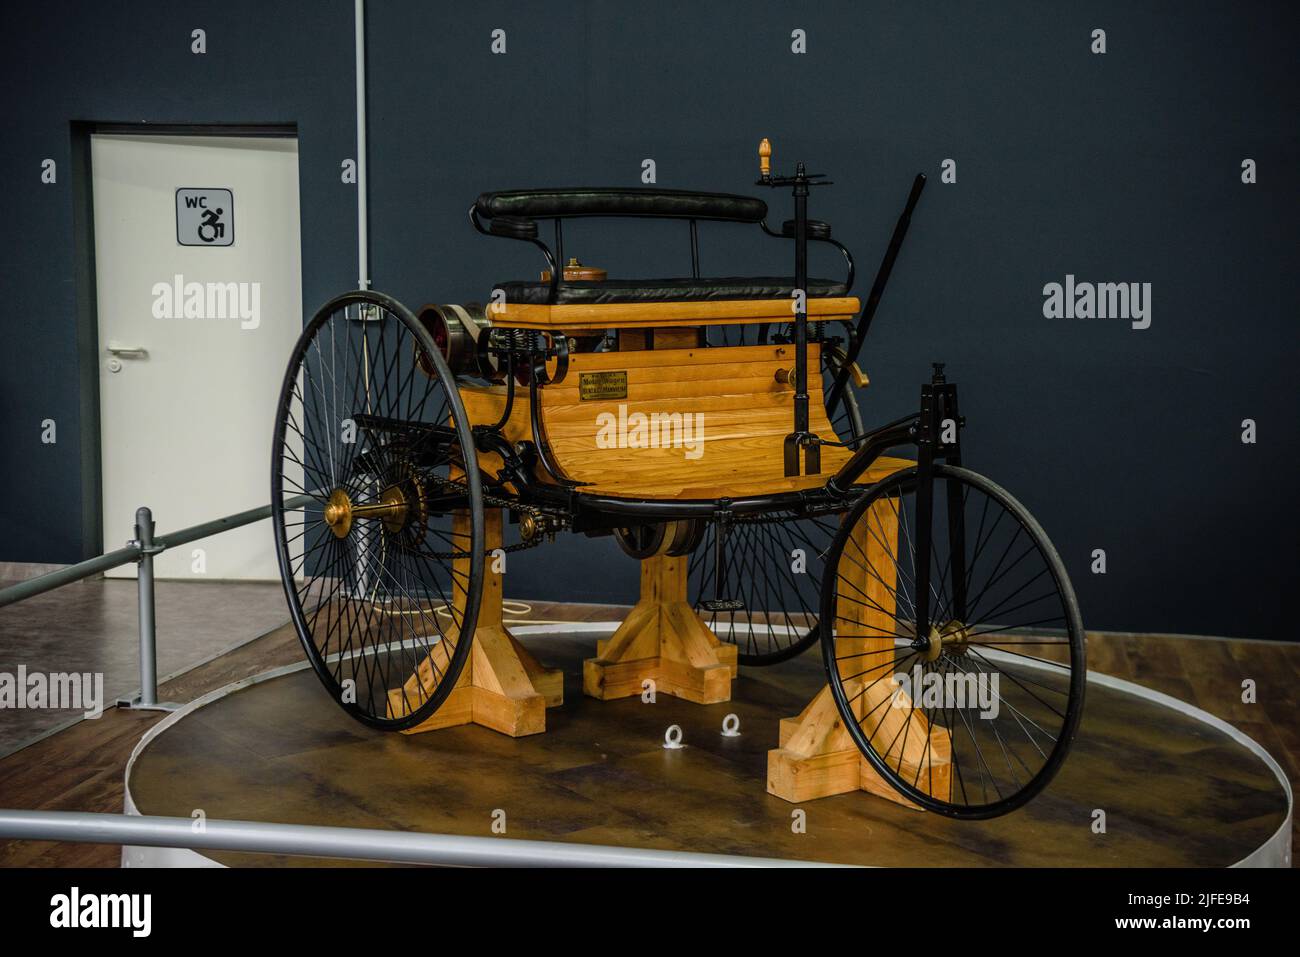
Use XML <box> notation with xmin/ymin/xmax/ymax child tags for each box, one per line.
<box><xmin>92</xmin><ymin>133</ymin><xmax>302</xmax><ymax>580</ymax></box>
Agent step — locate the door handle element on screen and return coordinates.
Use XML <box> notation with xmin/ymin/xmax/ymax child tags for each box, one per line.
<box><xmin>106</xmin><ymin>341</ymin><xmax>148</xmax><ymax>358</ymax></box>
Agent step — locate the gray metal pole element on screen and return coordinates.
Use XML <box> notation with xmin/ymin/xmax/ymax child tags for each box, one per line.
<box><xmin>136</xmin><ymin>507</ymin><xmax>158</xmax><ymax>707</ymax></box>
<box><xmin>355</xmin><ymin>0</ymin><xmax>370</xmax><ymax>290</ymax></box>
<box><xmin>0</xmin><ymin>808</ymin><xmax>833</xmax><ymax>867</ymax></box>
<box><xmin>117</xmin><ymin>507</ymin><xmax>179</xmax><ymax>712</ymax></box>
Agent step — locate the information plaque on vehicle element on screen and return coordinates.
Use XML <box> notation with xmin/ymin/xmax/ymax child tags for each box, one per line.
<box><xmin>579</xmin><ymin>371</ymin><xmax>628</xmax><ymax>400</ymax></box>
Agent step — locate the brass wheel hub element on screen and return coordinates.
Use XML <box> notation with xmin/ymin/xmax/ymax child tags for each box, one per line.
<box><xmin>322</xmin><ymin>483</ymin><xmax>414</xmax><ymax>540</ymax></box>
<box><xmin>920</xmin><ymin>619</ymin><xmax>971</xmax><ymax>662</ymax></box>
<box><xmin>323</xmin><ymin>489</ymin><xmax>353</xmax><ymax>539</ymax></box>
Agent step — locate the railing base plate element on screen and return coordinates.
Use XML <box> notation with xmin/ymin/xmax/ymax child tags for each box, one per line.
<box><xmin>116</xmin><ymin>695</ymin><xmax>182</xmax><ymax>713</ymax></box>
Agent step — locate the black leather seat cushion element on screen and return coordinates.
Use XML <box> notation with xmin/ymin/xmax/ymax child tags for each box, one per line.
<box><xmin>497</xmin><ymin>276</ymin><xmax>848</xmax><ymax>306</ymax></box>
<box><xmin>476</xmin><ymin>188</ymin><xmax>768</xmax><ymax>224</ymax></box>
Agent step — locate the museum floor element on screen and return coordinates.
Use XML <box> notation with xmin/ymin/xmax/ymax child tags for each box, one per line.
<box><xmin>0</xmin><ymin>576</ymin><xmax>289</xmax><ymax>756</ymax></box>
<box><xmin>0</xmin><ymin>589</ymin><xmax>1295</xmax><ymax>866</ymax></box>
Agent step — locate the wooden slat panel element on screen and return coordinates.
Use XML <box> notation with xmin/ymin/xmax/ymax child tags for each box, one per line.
<box><xmin>550</xmin><ymin>369</ymin><xmax>792</xmax><ymax>399</ymax></box>
<box><xmin>491</xmin><ymin>297</ymin><xmax>860</xmax><ymax>331</ymax></box>
<box><xmin>542</xmin><ymin>341</ymin><xmax>870</xmax><ymax>497</ymax></box>
<box><xmin>562</xmin><ymin>342</ymin><xmax>789</xmax><ymax>369</ymax></box>
<box><xmin>457</xmin><ymin>340</ymin><xmax>899</xmax><ymax>500</ymax></box>
<box><xmin>545</xmin><ymin>399</ymin><xmax>795</xmax><ymax>434</ymax></box>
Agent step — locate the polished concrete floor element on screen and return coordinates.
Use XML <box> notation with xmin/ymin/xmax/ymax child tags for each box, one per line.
<box><xmin>0</xmin><ymin>577</ymin><xmax>290</xmax><ymax>756</ymax></box>
<box><xmin>0</xmin><ymin>591</ymin><xmax>1295</xmax><ymax>866</ymax></box>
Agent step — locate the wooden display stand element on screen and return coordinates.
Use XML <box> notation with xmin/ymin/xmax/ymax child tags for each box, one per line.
<box><xmin>584</xmin><ymin>552</ymin><xmax>738</xmax><ymax>704</ymax></box>
<box><xmin>388</xmin><ymin>508</ymin><xmax>562</xmax><ymax>737</ymax></box>
<box><xmin>767</xmin><ymin>497</ymin><xmax>952</xmax><ymax>809</ymax></box>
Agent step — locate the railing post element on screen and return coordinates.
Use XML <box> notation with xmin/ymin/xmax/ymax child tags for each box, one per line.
<box><xmin>136</xmin><ymin>507</ymin><xmax>159</xmax><ymax>706</ymax></box>
<box><xmin>116</xmin><ymin>506</ymin><xmax>180</xmax><ymax>713</ymax></box>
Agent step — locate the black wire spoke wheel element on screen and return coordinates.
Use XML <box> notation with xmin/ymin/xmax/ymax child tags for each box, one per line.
<box><xmin>820</xmin><ymin>465</ymin><xmax>1085</xmax><ymax>818</ymax></box>
<box><xmin>271</xmin><ymin>290</ymin><xmax>484</xmax><ymax>731</ymax></box>
<box><xmin>688</xmin><ymin>512</ymin><xmax>840</xmax><ymax>665</ymax></box>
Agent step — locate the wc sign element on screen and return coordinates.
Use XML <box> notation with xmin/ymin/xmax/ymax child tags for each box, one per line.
<box><xmin>175</xmin><ymin>187</ymin><xmax>234</xmax><ymax>246</ymax></box>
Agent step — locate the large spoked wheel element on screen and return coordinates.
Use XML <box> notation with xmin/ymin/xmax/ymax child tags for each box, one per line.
<box><xmin>688</xmin><ymin>513</ymin><xmax>840</xmax><ymax>666</ymax></box>
<box><xmin>271</xmin><ymin>290</ymin><xmax>484</xmax><ymax>731</ymax></box>
<box><xmin>688</xmin><ymin>329</ymin><xmax>864</xmax><ymax>666</ymax></box>
<box><xmin>820</xmin><ymin>465</ymin><xmax>1085</xmax><ymax>818</ymax></box>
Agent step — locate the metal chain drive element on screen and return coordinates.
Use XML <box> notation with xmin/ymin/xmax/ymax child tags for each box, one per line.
<box><xmin>418</xmin><ymin>472</ymin><xmax>567</xmax><ymax>560</ymax></box>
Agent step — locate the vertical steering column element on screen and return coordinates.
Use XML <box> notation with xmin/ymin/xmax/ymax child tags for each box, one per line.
<box><xmin>787</xmin><ymin>163</ymin><xmax>821</xmax><ymax>476</ymax></box>
<box><xmin>757</xmin><ymin>139</ymin><xmax>827</xmax><ymax>476</ymax></box>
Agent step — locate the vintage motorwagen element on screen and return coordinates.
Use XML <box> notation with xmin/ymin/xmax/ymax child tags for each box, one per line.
<box><xmin>270</xmin><ymin>142</ymin><xmax>1085</xmax><ymax>819</ymax></box>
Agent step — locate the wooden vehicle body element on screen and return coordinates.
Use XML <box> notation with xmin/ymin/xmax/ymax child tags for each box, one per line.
<box><xmin>455</xmin><ymin>301</ymin><xmax>908</xmax><ymax>503</ymax></box>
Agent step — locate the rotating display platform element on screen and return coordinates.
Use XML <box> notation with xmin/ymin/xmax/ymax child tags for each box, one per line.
<box><xmin>124</xmin><ymin>624</ymin><xmax>1291</xmax><ymax>867</ymax></box>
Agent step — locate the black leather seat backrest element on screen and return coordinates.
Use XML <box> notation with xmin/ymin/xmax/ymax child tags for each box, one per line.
<box><xmin>475</xmin><ymin>187</ymin><xmax>768</xmax><ymax>224</ymax></box>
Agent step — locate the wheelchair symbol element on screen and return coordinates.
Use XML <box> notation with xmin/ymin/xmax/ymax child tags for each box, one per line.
<box><xmin>197</xmin><ymin>207</ymin><xmax>226</xmax><ymax>243</ymax></box>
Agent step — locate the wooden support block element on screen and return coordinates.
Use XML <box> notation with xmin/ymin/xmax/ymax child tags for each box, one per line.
<box><xmin>767</xmin><ymin>495</ymin><xmax>951</xmax><ymax>809</ymax></box>
<box><xmin>767</xmin><ymin>684</ymin><xmax>952</xmax><ymax>809</ymax></box>
<box><xmin>584</xmin><ymin>552</ymin><xmax>738</xmax><ymax>705</ymax></box>
<box><xmin>388</xmin><ymin>508</ymin><xmax>562</xmax><ymax>737</ymax></box>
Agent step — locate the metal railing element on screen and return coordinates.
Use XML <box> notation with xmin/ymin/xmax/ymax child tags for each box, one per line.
<box><xmin>0</xmin><ymin>495</ymin><xmax>312</xmax><ymax>709</ymax></box>
<box><xmin>0</xmin><ymin>809</ymin><xmax>821</xmax><ymax>867</ymax></box>
<box><xmin>0</xmin><ymin>496</ymin><xmax>814</xmax><ymax>867</ymax></box>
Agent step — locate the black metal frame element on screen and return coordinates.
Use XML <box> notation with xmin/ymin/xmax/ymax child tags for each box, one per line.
<box><xmin>825</xmin><ymin>174</ymin><xmax>927</xmax><ymax>422</ymax></box>
<box><xmin>454</xmin><ymin>363</ymin><xmax>965</xmax><ymax>653</ymax></box>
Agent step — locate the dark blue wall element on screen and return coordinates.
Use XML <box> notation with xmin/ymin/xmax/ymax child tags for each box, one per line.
<box><xmin>2</xmin><ymin>1</ymin><xmax>1296</xmax><ymax>639</ymax></box>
